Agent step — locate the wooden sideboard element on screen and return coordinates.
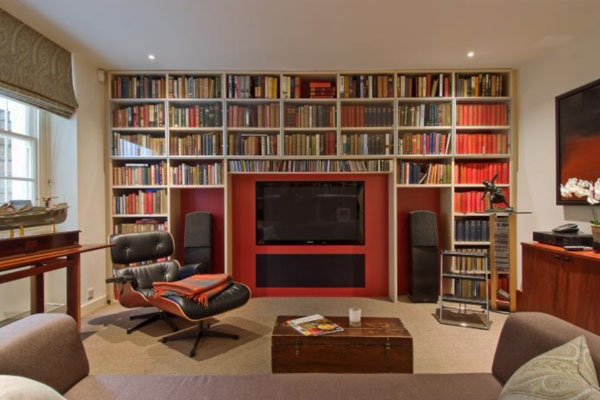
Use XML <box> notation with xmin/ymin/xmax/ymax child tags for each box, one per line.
<box><xmin>520</xmin><ymin>242</ymin><xmax>600</xmax><ymax>334</ymax></box>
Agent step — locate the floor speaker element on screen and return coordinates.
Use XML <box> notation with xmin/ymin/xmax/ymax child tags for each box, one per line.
<box><xmin>184</xmin><ymin>211</ymin><xmax>212</xmax><ymax>273</ymax></box>
<box><xmin>408</xmin><ymin>210</ymin><xmax>439</xmax><ymax>303</ymax></box>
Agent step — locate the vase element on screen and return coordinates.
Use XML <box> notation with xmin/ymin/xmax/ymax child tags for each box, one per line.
<box><xmin>592</xmin><ymin>224</ymin><xmax>600</xmax><ymax>253</ymax></box>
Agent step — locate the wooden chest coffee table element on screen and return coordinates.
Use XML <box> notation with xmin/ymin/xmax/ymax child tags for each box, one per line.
<box><xmin>271</xmin><ymin>316</ymin><xmax>413</xmax><ymax>373</ymax></box>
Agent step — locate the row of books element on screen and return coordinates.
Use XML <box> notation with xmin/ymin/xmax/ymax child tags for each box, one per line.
<box><xmin>169</xmin><ymin>104</ymin><xmax>222</xmax><ymax>128</ymax></box>
<box><xmin>398</xmin><ymin>162</ymin><xmax>451</xmax><ymax>184</ymax></box>
<box><xmin>455</xmin><ymin>133</ymin><xmax>509</xmax><ymax>155</ymax></box>
<box><xmin>167</xmin><ymin>76</ymin><xmax>221</xmax><ymax>98</ymax></box>
<box><xmin>281</xmin><ymin>76</ymin><xmax>303</xmax><ymax>99</ymax></box>
<box><xmin>229</xmin><ymin>133</ymin><xmax>278</xmax><ymax>156</ymax></box>
<box><xmin>112</xmin><ymin>189</ymin><xmax>167</xmax><ymax>215</ymax></box>
<box><xmin>170</xmin><ymin>162</ymin><xmax>223</xmax><ymax>186</ymax></box>
<box><xmin>227</xmin><ymin>104</ymin><xmax>280</xmax><ymax>128</ymax></box>
<box><xmin>398</xmin><ymin>103</ymin><xmax>451</xmax><ymax>127</ymax></box>
<box><xmin>398</xmin><ymin>74</ymin><xmax>450</xmax><ymax>98</ymax></box>
<box><xmin>456</xmin><ymin>74</ymin><xmax>505</xmax><ymax>97</ymax></box>
<box><xmin>341</xmin><ymin>105</ymin><xmax>393</xmax><ymax>127</ymax></box>
<box><xmin>227</xmin><ymin>75</ymin><xmax>278</xmax><ymax>99</ymax></box>
<box><xmin>169</xmin><ymin>132</ymin><xmax>222</xmax><ymax>156</ymax></box>
<box><xmin>456</xmin><ymin>104</ymin><xmax>508</xmax><ymax>126</ymax></box>
<box><xmin>455</xmin><ymin>219</ymin><xmax>490</xmax><ymax>242</ymax></box>
<box><xmin>454</xmin><ymin>162</ymin><xmax>509</xmax><ymax>184</ymax></box>
<box><xmin>454</xmin><ymin>189</ymin><xmax>509</xmax><ymax>213</ymax></box>
<box><xmin>113</xmin><ymin>104</ymin><xmax>164</xmax><ymax>128</ymax></box>
<box><xmin>114</xmin><ymin>219</ymin><xmax>168</xmax><ymax>234</ymax></box>
<box><xmin>284</xmin><ymin>105</ymin><xmax>335</xmax><ymax>128</ymax></box>
<box><xmin>339</xmin><ymin>75</ymin><xmax>394</xmax><ymax>98</ymax></box>
<box><xmin>341</xmin><ymin>133</ymin><xmax>391</xmax><ymax>155</ymax></box>
<box><xmin>112</xmin><ymin>133</ymin><xmax>165</xmax><ymax>157</ymax></box>
<box><xmin>113</xmin><ymin>162</ymin><xmax>167</xmax><ymax>186</ymax></box>
<box><xmin>228</xmin><ymin>159</ymin><xmax>391</xmax><ymax>173</ymax></box>
<box><xmin>111</xmin><ymin>76</ymin><xmax>165</xmax><ymax>99</ymax></box>
<box><xmin>450</xmin><ymin>248</ymin><xmax>489</xmax><ymax>273</ymax></box>
<box><xmin>450</xmin><ymin>279</ymin><xmax>487</xmax><ymax>299</ymax></box>
<box><xmin>283</xmin><ymin>132</ymin><xmax>336</xmax><ymax>156</ymax></box>
<box><xmin>398</xmin><ymin>132</ymin><xmax>450</xmax><ymax>155</ymax></box>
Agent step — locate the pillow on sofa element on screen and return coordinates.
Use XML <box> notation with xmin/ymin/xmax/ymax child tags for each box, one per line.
<box><xmin>0</xmin><ymin>375</ymin><xmax>66</xmax><ymax>400</ymax></box>
<box><xmin>499</xmin><ymin>335</ymin><xmax>600</xmax><ymax>400</ymax></box>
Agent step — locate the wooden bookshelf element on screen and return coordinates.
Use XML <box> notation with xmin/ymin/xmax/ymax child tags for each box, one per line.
<box><xmin>106</xmin><ymin>69</ymin><xmax>516</xmax><ymax>304</ymax></box>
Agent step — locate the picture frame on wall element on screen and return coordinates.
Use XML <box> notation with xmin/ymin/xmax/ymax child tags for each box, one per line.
<box><xmin>555</xmin><ymin>78</ymin><xmax>600</xmax><ymax>205</ymax></box>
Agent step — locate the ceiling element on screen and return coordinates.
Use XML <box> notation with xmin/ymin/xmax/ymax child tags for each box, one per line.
<box><xmin>1</xmin><ymin>0</ymin><xmax>600</xmax><ymax>71</ymax></box>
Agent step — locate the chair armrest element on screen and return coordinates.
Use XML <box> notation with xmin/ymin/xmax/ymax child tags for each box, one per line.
<box><xmin>0</xmin><ymin>314</ymin><xmax>89</xmax><ymax>394</ymax></box>
<box><xmin>105</xmin><ymin>275</ymin><xmax>134</xmax><ymax>284</ymax></box>
<box><xmin>178</xmin><ymin>263</ymin><xmax>210</xmax><ymax>279</ymax></box>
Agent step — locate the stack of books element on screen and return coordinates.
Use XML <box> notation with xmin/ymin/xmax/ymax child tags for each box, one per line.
<box><xmin>455</xmin><ymin>219</ymin><xmax>490</xmax><ymax>242</ymax></box>
<box><xmin>457</xmin><ymin>104</ymin><xmax>508</xmax><ymax>126</ymax></box>
<box><xmin>112</xmin><ymin>76</ymin><xmax>165</xmax><ymax>98</ymax></box>
<box><xmin>228</xmin><ymin>134</ymin><xmax>278</xmax><ymax>156</ymax></box>
<box><xmin>113</xmin><ymin>104</ymin><xmax>165</xmax><ymax>127</ymax></box>
<box><xmin>113</xmin><ymin>162</ymin><xmax>167</xmax><ymax>186</ymax></box>
<box><xmin>455</xmin><ymin>133</ymin><xmax>508</xmax><ymax>154</ymax></box>
<box><xmin>112</xmin><ymin>189</ymin><xmax>167</xmax><ymax>215</ymax></box>
<box><xmin>341</xmin><ymin>133</ymin><xmax>391</xmax><ymax>155</ymax></box>
<box><xmin>308</xmin><ymin>82</ymin><xmax>336</xmax><ymax>99</ymax></box>
<box><xmin>227</xmin><ymin>75</ymin><xmax>279</xmax><ymax>99</ymax></box>
<box><xmin>398</xmin><ymin>162</ymin><xmax>451</xmax><ymax>185</ymax></box>
<box><xmin>398</xmin><ymin>132</ymin><xmax>450</xmax><ymax>155</ymax></box>
<box><xmin>168</xmin><ymin>75</ymin><xmax>221</xmax><ymax>98</ymax></box>
<box><xmin>398</xmin><ymin>103</ymin><xmax>451</xmax><ymax>127</ymax></box>
<box><xmin>339</xmin><ymin>75</ymin><xmax>393</xmax><ymax>98</ymax></box>
<box><xmin>114</xmin><ymin>219</ymin><xmax>168</xmax><ymax>234</ymax></box>
<box><xmin>341</xmin><ymin>105</ymin><xmax>393</xmax><ymax>127</ymax></box>
<box><xmin>169</xmin><ymin>132</ymin><xmax>222</xmax><ymax>156</ymax></box>
<box><xmin>228</xmin><ymin>104</ymin><xmax>280</xmax><ymax>127</ymax></box>
<box><xmin>398</xmin><ymin>74</ymin><xmax>450</xmax><ymax>98</ymax></box>
<box><xmin>169</xmin><ymin>104</ymin><xmax>222</xmax><ymax>127</ymax></box>
<box><xmin>456</xmin><ymin>74</ymin><xmax>504</xmax><ymax>97</ymax></box>
<box><xmin>284</xmin><ymin>132</ymin><xmax>336</xmax><ymax>156</ymax></box>
<box><xmin>170</xmin><ymin>162</ymin><xmax>223</xmax><ymax>186</ymax></box>
<box><xmin>285</xmin><ymin>105</ymin><xmax>336</xmax><ymax>127</ymax></box>
<box><xmin>454</xmin><ymin>162</ymin><xmax>509</xmax><ymax>184</ymax></box>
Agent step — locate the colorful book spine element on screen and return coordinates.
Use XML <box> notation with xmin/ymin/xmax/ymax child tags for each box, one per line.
<box><xmin>228</xmin><ymin>134</ymin><xmax>278</xmax><ymax>156</ymax></box>
<box><xmin>342</xmin><ymin>133</ymin><xmax>391</xmax><ymax>155</ymax></box>
<box><xmin>113</xmin><ymin>162</ymin><xmax>167</xmax><ymax>186</ymax></box>
<box><xmin>284</xmin><ymin>105</ymin><xmax>336</xmax><ymax>127</ymax></box>
<box><xmin>339</xmin><ymin>75</ymin><xmax>393</xmax><ymax>98</ymax></box>
<box><xmin>454</xmin><ymin>220</ymin><xmax>490</xmax><ymax>242</ymax></box>
<box><xmin>397</xmin><ymin>132</ymin><xmax>449</xmax><ymax>155</ymax></box>
<box><xmin>228</xmin><ymin>159</ymin><xmax>390</xmax><ymax>173</ymax></box>
<box><xmin>112</xmin><ymin>133</ymin><xmax>165</xmax><ymax>156</ymax></box>
<box><xmin>397</xmin><ymin>74</ymin><xmax>450</xmax><ymax>98</ymax></box>
<box><xmin>398</xmin><ymin>162</ymin><xmax>451</xmax><ymax>184</ymax></box>
<box><xmin>169</xmin><ymin>132</ymin><xmax>222</xmax><ymax>156</ymax></box>
<box><xmin>111</xmin><ymin>76</ymin><xmax>165</xmax><ymax>98</ymax></box>
<box><xmin>112</xmin><ymin>189</ymin><xmax>167</xmax><ymax>215</ymax></box>
<box><xmin>284</xmin><ymin>132</ymin><xmax>336</xmax><ymax>156</ymax></box>
<box><xmin>167</xmin><ymin>76</ymin><xmax>221</xmax><ymax>98</ymax></box>
<box><xmin>456</xmin><ymin>74</ymin><xmax>504</xmax><ymax>97</ymax></box>
<box><xmin>227</xmin><ymin>104</ymin><xmax>280</xmax><ymax>127</ymax></box>
<box><xmin>454</xmin><ymin>189</ymin><xmax>509</xmax><ymax>213</ymax></box>
<box><xmin>169</xmin><ymin>104</ymin><xmax>222</xmax><ymax>127</ymax></box>
<box><xmin>114</xmin><ymin>219</ymin><xmax>168</xmax><ymax>234</ymax></box>
<box><xmin>456</xmin><ymin>104</ymin><xmax>508</xmax><ymax>126</ymax></box>
<box><xmin>454</xmin><ymin>162</ymin><xmax>509</xmax><ymax>184</ymax></box>
<box><xmin>455</xmin><ymin>133</ymin><xmax>508</xmax><ymax>154</ymax></box>
<box><xmin>341</xmin><ymin>105</ymin><xmax>393</xmax><ymax>127</ymax></box>
<box><xmin>227</xmin><ymin>75</ymin><xmax>279</xmax><ymax>99</ymax></box>
<box><xmin>170</xmin><ymin>162</ymin><xmax>223</xmax><ymax>186</ymax></box>
<box><xmin>398</xmin><ymin>103</ymin><xmax>451</xmax><ymax>126</ymax></box>
<box><xmin>451</xmin><ymin>248</ymin><xmax>489</xmax><ymax>273</ymax></box>
<box><xmin>112</xmin><ymin>104</ymin><xmax>165</xmax><ymax>127</ymax></box>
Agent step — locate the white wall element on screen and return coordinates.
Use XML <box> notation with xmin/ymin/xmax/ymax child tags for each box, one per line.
<box><xmin>516</xmin><ymin>24</ymin><xmax>600</xmax><ymax>285</ymax></box>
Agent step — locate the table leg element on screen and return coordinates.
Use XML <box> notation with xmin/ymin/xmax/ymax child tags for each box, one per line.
<box><xmin>30</xmin><ymin>270</ymin><xmax>44</xmax><ymax>314</ymax></box>
<box><xmin>66</xmin><ymin>254</ymin><xmax>81</xmax><ymax>330</ymax></box>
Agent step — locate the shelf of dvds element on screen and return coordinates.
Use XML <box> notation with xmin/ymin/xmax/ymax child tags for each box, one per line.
<box><xmin>107</xmin><ymin>69</ymin><xmax>516</xmax><ymax>304</ymax></box>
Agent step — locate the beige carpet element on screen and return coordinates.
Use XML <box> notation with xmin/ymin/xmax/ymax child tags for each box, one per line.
<box><xmin>81</xmin><ymin>296</ymin><xmax>507</xmax><ymax>375</ymax></box>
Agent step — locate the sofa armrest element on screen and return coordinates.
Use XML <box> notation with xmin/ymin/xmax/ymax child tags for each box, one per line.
<box><xmin>492</xmin><ymin>312</ymin><xmax>600</xmax><ymax>385</ymax></box>
<box><xmin>0</xmin><ymin>313</ymin><xmax>89</xmax><ymax>394</ymax></box>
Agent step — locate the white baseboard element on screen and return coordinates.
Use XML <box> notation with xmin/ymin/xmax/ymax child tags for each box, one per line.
<box><xmin>81</xmin><ymin>295</ymin><xmax>108</xmax><ymax>317</ymax></box>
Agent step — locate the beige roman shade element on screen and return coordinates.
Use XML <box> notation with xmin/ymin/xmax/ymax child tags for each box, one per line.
<box><xmin>0</xmin><ymin>9</ymin><xmax>78</xmax><ymax>118</ymax></box>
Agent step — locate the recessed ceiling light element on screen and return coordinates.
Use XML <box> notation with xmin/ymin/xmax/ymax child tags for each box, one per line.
<box><xmin>148</xmin><ymin>54</ymin><xmax>156</xmax><ymax>61</ymax></box>
<box><xmin>467</xmin><ymin>51</ymin><xmax>475</xmax><ymax>58</ymax></box>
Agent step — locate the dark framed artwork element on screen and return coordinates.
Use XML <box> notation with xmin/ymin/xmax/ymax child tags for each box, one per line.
<box><xmin>555</xmin><ymin>78</ymin><xmax>600</xmax><ymax>205</ymax></box>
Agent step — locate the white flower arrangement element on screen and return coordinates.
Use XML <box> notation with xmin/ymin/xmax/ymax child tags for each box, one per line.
<box><xmin>560</xmin><ymin>178</ymin><xmax>600</xmax><ymax>224</ymax></box>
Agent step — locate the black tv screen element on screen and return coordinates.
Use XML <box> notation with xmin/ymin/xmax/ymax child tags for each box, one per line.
<box><xmin>256</xmin><ymin>181</ymin><xmax>365</xmax><ymax>245</ymax></box>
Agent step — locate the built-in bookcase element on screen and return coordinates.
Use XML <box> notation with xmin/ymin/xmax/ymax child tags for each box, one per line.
<box><xmin>107</xmin><ymin>69</ymin><xmax>516</xmax><ymax>304</ymax></box>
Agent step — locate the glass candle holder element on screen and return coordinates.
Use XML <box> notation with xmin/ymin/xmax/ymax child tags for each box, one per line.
<box><xmin>349</xmin><ymin>307</ymin><xmax>361</xmax><ymax>326</ymax></box>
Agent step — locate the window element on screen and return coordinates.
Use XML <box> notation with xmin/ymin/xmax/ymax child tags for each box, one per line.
<box><xmin>0</xmin><ymin>96</ymin><xmax>38</xmax><ymax>203</ymax></box>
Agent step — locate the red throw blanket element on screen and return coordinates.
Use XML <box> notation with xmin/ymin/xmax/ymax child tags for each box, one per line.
<box><xmin>153</xmin><ymin>274</ymin><xmax>230</xmax><ymax>307</ymax></box>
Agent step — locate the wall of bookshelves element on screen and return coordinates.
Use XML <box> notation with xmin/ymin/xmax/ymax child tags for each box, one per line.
<box><xmin>107</xmin><ymin>69</ymin><xmax>515</xmax><ymax>302</ymax></box>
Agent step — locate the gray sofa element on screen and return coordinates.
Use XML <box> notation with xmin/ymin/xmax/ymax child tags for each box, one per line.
<box><xmin>0</xmin><ymin>312</ymin><xmax>599</xmax><ymax>400</ymax></box>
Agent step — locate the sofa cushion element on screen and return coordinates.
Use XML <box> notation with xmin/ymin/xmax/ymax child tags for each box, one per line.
<box><xmin>499</xmin><ymin>336</ymin><xmax>600</xmax><ymax>400</ymax></box>
<box><xmin>65</xmin><ymin>373</ymin><xmax>502</xmax><ymax>400</ymax></box>
<box><xmin>0</xmin><ymin>375</ymin><xmax>66</xmax><ymax>400</ymax></box>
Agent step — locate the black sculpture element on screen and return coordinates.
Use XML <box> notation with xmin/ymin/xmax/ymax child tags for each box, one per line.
<box><xmin>481</xmin><ymin>173</ymin><xmax>512</xmax><ymax>211</ymax></box>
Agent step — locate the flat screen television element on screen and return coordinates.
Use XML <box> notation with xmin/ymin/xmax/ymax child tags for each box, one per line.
<box><xmin>256</xmin><ymin>181</ymin><xmax>365</xmax><ymax>245</ymax></box>
<box><xmin>556</xmin><ymin>78</ymin><xmax>600</xmax><ymax>205</ymax></box>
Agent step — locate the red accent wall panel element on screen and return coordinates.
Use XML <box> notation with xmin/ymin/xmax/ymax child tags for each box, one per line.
<box><xmin>231</xmin><ymin>174</ymin><xmax>389</xmax><ymax>297</ymax></box>
<box><xmin>179</xmin><ymin>188</ymin><xmax>225</xmax><ymax>273</ymax></box>
<box><xmin>396</xmin><ymin>188</ymin><xmax>441</xmax><ymax>295</ymax></box>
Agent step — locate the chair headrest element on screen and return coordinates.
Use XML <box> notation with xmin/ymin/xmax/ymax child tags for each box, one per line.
<box><xmin>109</xmin><ymin>231</ymin><xmax>174</xmax><ymax>264</ymax></box>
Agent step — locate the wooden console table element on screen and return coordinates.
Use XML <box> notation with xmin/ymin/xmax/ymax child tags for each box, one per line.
<box><xmin>0</xmin><ymin>231</ymin><xmax>109</xmax><ymax>330</ymax></box>
<box><xmin>520</xmin><ymin>242</ymin><xmax>600</xmax><ymax>334</ymax></box>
